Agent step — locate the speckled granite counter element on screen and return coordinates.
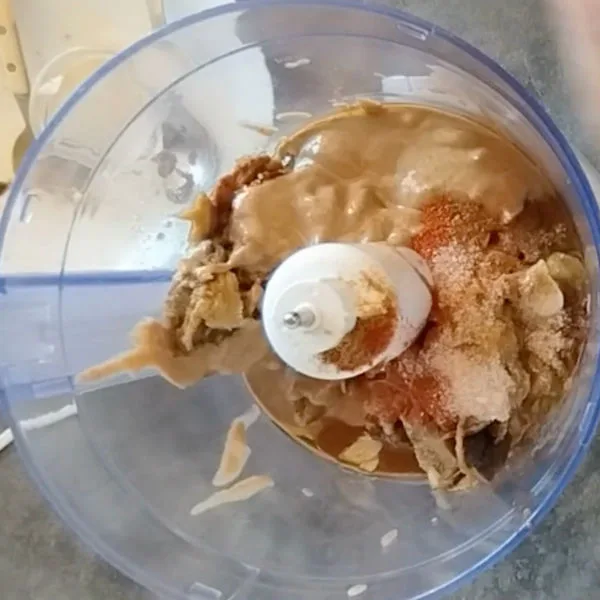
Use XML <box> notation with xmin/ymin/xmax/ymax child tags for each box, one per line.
<box><xmin>1</xmin><ymin>0</ymin><xmax>599</xmax><ymax>599</ymax></box>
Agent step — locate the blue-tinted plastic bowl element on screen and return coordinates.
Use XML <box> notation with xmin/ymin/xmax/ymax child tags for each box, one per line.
<box><xmin>1</xmin><ymin>2</ymin><xmax>599</xmax><ymax>599</ymax></box>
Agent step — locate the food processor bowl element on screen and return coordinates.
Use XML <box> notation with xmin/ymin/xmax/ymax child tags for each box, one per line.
<box><xmin>1</xmin><ymin>2</ymin><xmax>599</xmax><ymax>599</ymax></box>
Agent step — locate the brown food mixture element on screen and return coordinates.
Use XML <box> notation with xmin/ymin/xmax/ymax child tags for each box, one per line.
<box><xmin>348</xmin><ymin>193</ymin><xmax>586</xmax><ymax>487</ymax></box>
<box><xmin>80</xmin><ymin>102</ymin><xmax>589</xmax><ymax>489</ymax></box>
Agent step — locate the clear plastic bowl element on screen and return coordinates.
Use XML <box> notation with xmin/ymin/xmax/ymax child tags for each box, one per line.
<box><xmin>1</xmin><ymin>2</ymin><xmax>600</xmax><ymax>599</ymax></box>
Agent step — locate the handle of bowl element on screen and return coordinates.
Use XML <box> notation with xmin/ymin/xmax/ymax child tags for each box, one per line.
<box><xmin>0</xmin><ymin>0</ymin><xmax>29</xmax><ymax>95</ymax></box>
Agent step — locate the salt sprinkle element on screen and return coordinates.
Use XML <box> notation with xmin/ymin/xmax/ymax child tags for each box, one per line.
<box><xmin>301</xmin><ymin>488</ymin><xmax>315</xmax><ymax>498</ymax></box>
<box><xmin>347</xmin><ymin>584</ymin><xmax>368</xmax><ymax>597</ymax></box>
<box><xmin>430</xmin><ymin>243</ymin><xmax>475</xmax><ymax>291</ymax></box>
<box><xmin>428</xmin><ymin>345</ymin><xmax>513</xmax><ymax>424</ymax></box>
<box><xmin>380</xmin><ymin>528</ymin><xmax>398</xmax><ymax>548</ymax></box>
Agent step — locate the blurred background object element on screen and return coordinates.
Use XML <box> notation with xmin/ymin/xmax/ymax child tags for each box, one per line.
<box><xmin>0</xmin><ymin>0</ymin><xmax>154</xmax><ymax>186</ymax></box>
<box><xmin>12</xmin><ymin>0</ymin><xmax>153</xmax><ymax>137</ymax></box>
<box><xmin>545</xmin><ymin>0</ymin><xmax>600</xmax><ymax>150</ymax></box>
<box><xmin>0</xmin><ymin>72</ymin><xmax>23</xmax><ymax>185</ymax></box>
<box><xmin>0</xmin><ymin>0</ymin><xmax>31</xmax><ymax>179</ymax></box>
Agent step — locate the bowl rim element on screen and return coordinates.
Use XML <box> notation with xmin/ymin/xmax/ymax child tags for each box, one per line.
<box><xmin>2</xmin><ymin>1</ymin><xmax>600</xmax><ymax>599</ymax></box>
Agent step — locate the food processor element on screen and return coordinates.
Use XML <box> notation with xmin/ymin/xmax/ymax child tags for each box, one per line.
<box><xmin>1</xmin><ymin>2</ymin><xmax>600</xmax><ymax>599</ymax></box>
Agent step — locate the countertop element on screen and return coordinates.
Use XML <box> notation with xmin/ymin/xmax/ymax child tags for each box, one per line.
<box><xmin>1</xmin><ymin>0</ymin><xmax>599</xmax><ymax>599</ymax></box>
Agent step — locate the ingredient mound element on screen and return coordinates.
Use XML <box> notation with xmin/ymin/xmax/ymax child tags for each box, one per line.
<box><xmin>81</xmin><ymin>102</ymin><xmax>588</xmax><ymax>490</ymax></box>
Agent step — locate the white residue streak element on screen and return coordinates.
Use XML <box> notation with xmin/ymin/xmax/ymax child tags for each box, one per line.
<box><xmin>37</xmin><ymin>75</ymin><xmax>64</xmax><ymax>95</ymax></box>
<box><xmin>284</xmin><ymin>58</ymin><xmax>311</xmax><ymax>69</ymax></box>
<box><xmin>0</xmin><ymin>429</ymin><xmax>14</xmax><ymax>453</ymax></box>
<box><xmin>380</xmin><ymin>528</ymin><xmax>398</xmax><ymax>548</ymax></box>
<box><xmin>237</xmin><ymin>404</ymin><xmax>261</xmax><ymax>428</ymax></box>
<box><xmin>275</xmin><ymin>111</ymin><xmax>313</xmax><ymax>121</ymax></box>
<box><xmin>347</xmin><ymin>584</ymin><xmax>368</xmax><ymax>597</ymax></box>
<box><xmin>190</xmin><ymin>475</ymin><xmax>274</xmax><ymax>516</ymax></box>
<box><xmin>21</xmin><ymin>404</ymin><xmax>78</xmax><ymax>430</ymax></box>
<box><xmin>301</xmin><ymin>488</ymin><xmax>314</xmax><ymax>498</ymax></box>
<box><xmin>0</xmin><ymin>404</ymin><xmax>78</xmax><ymax>454</ymax></box>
